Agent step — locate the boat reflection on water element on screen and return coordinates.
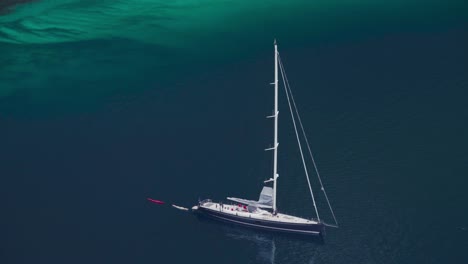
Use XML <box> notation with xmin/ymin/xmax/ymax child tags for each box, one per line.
<box><xmin>197</xmin><ymin>216</ymin><xmax>322</xmax><ymax>264</ymax></box>
<box><xmin>225</xmin><ymin>228</ymin><xmax>277</xmax><ymax>264</ymax></box>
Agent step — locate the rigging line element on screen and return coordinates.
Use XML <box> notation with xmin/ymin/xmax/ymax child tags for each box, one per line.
<box><xmin>278</xmin><ymin>53</ymin><xmax>321</xmax><ymax>222</ymax></box>
<box><xmin>278</xmin><ymin>54</ymin><xmax>339</xmax><ymax>227</ymax></box>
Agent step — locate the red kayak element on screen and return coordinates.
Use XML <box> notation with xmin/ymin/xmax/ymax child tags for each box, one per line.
<box><xmin>147</xmin><ymin>198</ymin><xmax>165</xmax><ymax>204</ymax></box>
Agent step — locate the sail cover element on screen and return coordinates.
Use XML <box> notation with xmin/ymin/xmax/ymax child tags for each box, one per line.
<box><xmin>227</xmin><ymin>186</ymin><xmax>273</xmax><ymax>209</ymax></box>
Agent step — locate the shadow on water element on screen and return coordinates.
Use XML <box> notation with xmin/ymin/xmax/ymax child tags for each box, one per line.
<box><xmin>0</xmin><ymin>0</ymin><xmax>36</xmax><ymax>14</ymax></box>
<box><xmin>196</xmin><ymin>216</ymin><xmax>323</xmax><ymax>264</ymax></box>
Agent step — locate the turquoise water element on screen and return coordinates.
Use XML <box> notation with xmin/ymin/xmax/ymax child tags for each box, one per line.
<box><xmin>1</xmin><ymin>1</ymin><xmax>468</xmax><ymax>263</ymax></box>
<box><xmin>1</xmin><ymin>0</ymin><xmax>466</xmax><ymax>102</ymax></box>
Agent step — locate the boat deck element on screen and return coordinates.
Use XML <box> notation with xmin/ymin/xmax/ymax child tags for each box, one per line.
<box><xmin>199</xmin><ymin>202</ymin><xmax>318</xmax><ymax>225</ymax></box>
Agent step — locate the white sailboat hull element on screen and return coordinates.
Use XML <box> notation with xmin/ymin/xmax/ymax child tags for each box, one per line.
<box><xmin>194</xmin><ymin>201</ymin><xmax>325</xmax><ymax>236</ymax></box>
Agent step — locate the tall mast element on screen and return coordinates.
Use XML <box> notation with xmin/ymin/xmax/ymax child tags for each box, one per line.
<box><xmin>272</xmin><ymin>39</ymin><xmax>279</xmax><ymax>214</ymax></box>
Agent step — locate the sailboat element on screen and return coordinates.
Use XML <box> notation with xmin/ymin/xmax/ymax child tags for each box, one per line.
<box><xmin>192</xmin><ymin>40</ymin><xmax>338</xmax><ymax>237</ymax></box>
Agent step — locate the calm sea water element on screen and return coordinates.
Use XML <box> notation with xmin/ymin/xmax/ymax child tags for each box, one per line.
<box><xmin>1</xmin><ymin>1</ymin><xmax>467</xmax><ymax>263</ymax></box>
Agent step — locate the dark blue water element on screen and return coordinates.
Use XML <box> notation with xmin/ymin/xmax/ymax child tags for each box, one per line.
<box><xmin>1</xmin><ymin>1</ymin><xmax>468</xmax><ymax>263</ymax></box>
